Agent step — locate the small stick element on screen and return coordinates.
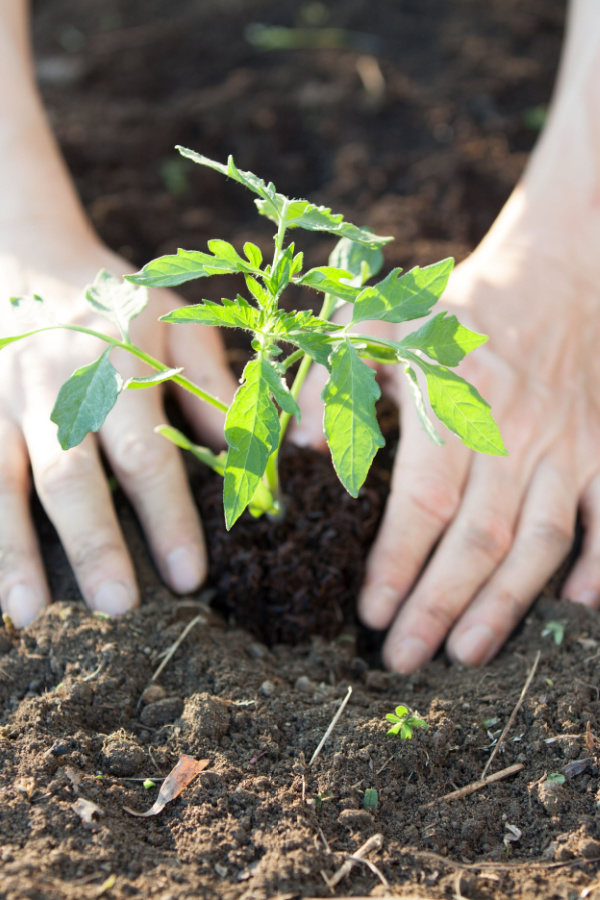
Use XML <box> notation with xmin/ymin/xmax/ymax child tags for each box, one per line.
<box><xmin>421</xmin><ymin>762</ymin><xmax>524</xmax><ymax>809</ymax></box>
<box><xmin>328</xmin><ymin>833</ymin><xmax>383</xmax><ymax>888</ymax></box>
<box><xmin>309</xmin><ymin>686</ymin><xmax>352</xmax><ymax>766</ymax></box>
<box><xmin>151</xmin><ymin>614</ymin><xmax>205</xmax><ymax>682</ymax></box>
<box><xmin>481</xmin><ymin>650</ymin><xmax>540</xmax><ymax>779</ymax></box>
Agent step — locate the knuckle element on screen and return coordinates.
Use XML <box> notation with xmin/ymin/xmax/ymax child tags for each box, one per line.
<box><xmin>420</xmin><ymin>591</ymin><xmax>455</xmax><ymax>633</ymax></box>
<box><xmin>37</xmin><ymin>450</ymin><xmax>96</xmax><ymax>499</ymax></box>
<box><xmin>404</xmin><ymin>474</ymin><xmax>460</xmax><ymax>527</ymax></box>
<box><xmin>461</xmin><ymin>514</ymin><xmax>513</xmax><ymax>562</ymax></box>
<box><xmin>527</xmin><ymin>518</ymin><xmax>573</xmax><ymax>552</ymax></box>
<box><xmin>494</xmin><ymin>586</ymin><xmax>527</xmax><ymax>623</ymax></box>
<box><xmin>68</xmin><ymin>532</ymin><xmax>126</xmax><ymax>573</ymax></box>
<box><xmin>111</xmin><ymin>433</ymin><xmax>173</xmax><ymax>482</ymax></box>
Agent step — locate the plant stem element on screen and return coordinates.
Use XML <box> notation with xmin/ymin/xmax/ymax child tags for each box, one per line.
<box><xmin>51</xmin><ymin>323</ymin><xmax>230</xmax><ymax>413</ymax></box>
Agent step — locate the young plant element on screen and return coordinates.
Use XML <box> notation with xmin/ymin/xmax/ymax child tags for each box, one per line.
<box><xmin>3</xmin><ymin>149</ymin><xmax>506</xmax><ymax>529</ymax></box>
<box><xmin>385</xmin><ymin>705</ymin><xmax>428</xmax><ymax>739</ymax></box>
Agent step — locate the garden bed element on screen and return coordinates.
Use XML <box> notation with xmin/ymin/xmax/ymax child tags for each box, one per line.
<box><xmin>5</xmin><ymin>1</ymin><xmax>600</xmax><ymax>899</ymax></box>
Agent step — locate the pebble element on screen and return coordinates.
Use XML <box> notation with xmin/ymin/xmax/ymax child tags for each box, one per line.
<box><xmin>140</xmin><ymin>684</ymin><xmax>167</xmax><ymax>705</ymax></box>
<box><xmin>259</xmin><ymin>680</ymin><xmax>276</xmax><ymax>697</ymax></box>
<box><xmin>140</xmin><ymin>697</ymin><xmax>183</xmax><ymax>728</ymax></box>
<box><xmin>537</xmin><ymin>780</ymin><xmax>566</xmax><ymax>816</ymax></box>
<box><xmin>294</xmin><ymin>675</ymin><xmax>315</xmax><ymax>694</ymax></box>
<box><xmin>245</xmin><ymin>643</ymin><xmax>268</xmax><ymax>660</ymax></box>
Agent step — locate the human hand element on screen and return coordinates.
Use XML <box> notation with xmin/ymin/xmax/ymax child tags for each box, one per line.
<box><xmin>297</xmin><ymin>201</ymin><xmax>600</xmax><ymax>671</ymax></box>
<box><xmin>0</xmin><ymin>226</ymin><xmax>237</xmax><ymax>627</ymax></box>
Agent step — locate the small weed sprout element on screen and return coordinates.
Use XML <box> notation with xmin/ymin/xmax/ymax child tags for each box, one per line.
<box><xmin>3</xmin><ymin>149</ymin><xmax>506</xmax><ymax>528</ymax></box>
<box><xmin>385</xmin><ymin>705</ymin><xmax>428</xmax><ymax>739</ymax></box>
<box><xmin>363</xmin><ymin>787</ymin><xmax>378</xmax><ymax>810</ymax></box>
<box><xmin>541</xmin><ymin>621</ymin><xmax>565</xmax><ymax>645</ymax></box>
<box><xmin>546</xmin><ymin>773</ymin><xmax>565</xmax><ymax>785</ymax></box>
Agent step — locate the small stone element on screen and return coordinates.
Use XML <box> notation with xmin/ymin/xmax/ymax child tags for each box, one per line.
<box><xmin>140</xmin><ymin>697</ymin><xmax>183</xmax><ymax>728</ymax></box>
<box><xmin>140</xmin><ymin>684</ymin><xmax>167</xmax><ymax>705</ymax></box>
<box><xmin>50</xmin><ymin>740</ymin><xmax>71</xmax><ymax>758</ymax></box>
<box><xmin>259</xmin><ymin>680</ymin><xmax>276</xmax><ymax>697</ymax></box>
<box><xmin>295</xmin><ymin>676</ymin><xmax>315</xmax><ymax>694</ymax></box>
<box><xmin>246</xmin><ymin>643</ymin><xmax>268</xmax><ymax>660</ymax></box>
<box><xmin>579</xmin><ymin>838</ymin><xmax>600</xmax><ymax>860</ymax></box>
<box><xmin>215</xmin><ymin>863</ymin><xmax>228</xmax><ymax>878</ymax></box>
<box><xmin>337</xmin><ymin>808</ymin><xmax>373</xmax><ymax>829</ymax></box>
<box><xmin>179</xmin><ymin>693</ymin><xmax>230</xmax><ymax>741</ymax></box>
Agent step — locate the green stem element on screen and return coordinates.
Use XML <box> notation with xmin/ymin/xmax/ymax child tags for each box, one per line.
<box><xmin>281</xmin><ymin>348</ymin><xmax>304</xmax><ymax>371</ymax></box>
<box><xmin>41</xmin><ymin>323</ymin><xmax>230</xmax><ymax>413</ymax></box>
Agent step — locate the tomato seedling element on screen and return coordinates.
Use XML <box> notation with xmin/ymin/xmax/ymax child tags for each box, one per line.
<box><xmin>4</xmin><ymin>149</ymin><xmax>506</xmax><ymax>528</ymax></box>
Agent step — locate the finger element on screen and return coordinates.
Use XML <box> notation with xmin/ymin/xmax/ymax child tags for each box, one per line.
<box><xmin>290</xmin><ymin>358</ymin><xmax>328</xmax><ymax>450</ymax></box>
<box><xmin>379</xmin><ymin>449</ymin><xmax>521</xmax><ymax>671</ymax></box>
<box><xmin>560</xmin><ymin>472</ymin><xmax>600</xmax><ymax>608</ymax></box>
<box><xmin>358</xmin><ymin>404</ymin><xmax>469</xmax><ymax>631</ymax></box>
<box><xmin>446</xmin><ymin>459</ymin><xmax>575</xmax><ymax>666</ymax></box>
<box><xmin>165</xmin><ymin>317</ymin><xmax>238</xmax><ymax>447</ymax></box>
<box><xmin>0</xmin><ymin>418</ymin><xmax>49</xmax><ymax>628</ymax></box>
<box><xmin>100</xmin><ymin>385</ymin><xmax>207</xmax><ymax>594</ymax></box>
<box><xmin>22</xmin><ymin>401</ymin><xmax>138</xmax><ymax>617</ymax></box>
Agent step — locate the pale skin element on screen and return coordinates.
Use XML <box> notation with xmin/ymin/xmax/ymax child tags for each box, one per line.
<box><xmin>1</xmin><ymin>1</ymin><xmax>600</xmax><ymax>673</ymax></box>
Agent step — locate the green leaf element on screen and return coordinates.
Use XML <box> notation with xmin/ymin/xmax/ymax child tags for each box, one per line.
<box><xmin>285</xmin><ymin>331</ymin><xmax>335</xmax><ymax>368</ymax></box>
<box><xmin>322</xmin><ymin>338</ymin><xmax>384</xmax><ymax>497</ymax></box>
<box><xmin>394</xmin><ymin>705</ymin><xmax>410</xmax><ymax>718</ymax></box>
<box><xmin>223</xmin><ymin>356</ymin><xmax>281</xmax><ymax>529</ymax></box>
<box><xmin>244</xmin><ymin>242</ymin><xmax>263</xmax><ymax>268</ymax></box>
<box><xmin>268</xmin><ymin>244</ymin><xmax>295</xmax><ymax>296</ymax></box>
<box><xmin>298</xmin><ymin>267</ymin><xmax>362</xmax><ymax>304</ymax></box>
<box><xmin>352</xmin><ymin>258</ymin><xmax>454</xmax><ymax>325</ymax></box>
<box><xmin>176</xmin><ymin>147</ymin><xmax>280</xmax><ymax>219</ymax></box>
<box><xmin>363</xmin><ymin>788</ymin><xmax>378</xmax><ymax>811</ymax></box>
<box><xmin>398</xmin><ymin>312</ymin><xmax>487</xmax><ymax>366</ymax></box>
<box><xmin>51</xmin><ymin>348</ymin><xmax>123</xmax><ymax>449</ymax></box>
<box><xmin>256</xmin><ymin>196</ymin><xmax>391</xmax><ymax>248</ymax></box>
<box><xmin>400</xmin><ymin>723</ymin><xmax>413</xmax><ymax>740</ymax></box>
<box><xmin>329</xmin><ymin>234</ymin><xmax>384</xmax><ymax>285</ymax></box>
<box><xmin>403</xmin><ymin>366</ymin><xmax>443</xmax><ymax>446</ymax></box>
<box><xmin>261</xmin><ymin>358</ymin><xmax>300</xmax><ymax>421</ymax></box>
<box><xmin>85</xmin><ymin>269</ymin><xmax>148</xmax><ymax>341</ymax></box>
<box><xmin>125</xmin><ymin>368</ymin><xmax>183</xmax><ymax>390</ymax></box>
<box><xmin>546</xmin><ymin>773</ymin><xmax>566</xmax><ymax>785</ymax></box>
<box><xmin>415</xmin><ymin>359</ymin><xmax>507</xmax><ymax>456</ymax></box>
<box><xmin>245</xmin><ymin>275</ymin><xmax>271</xmax><ymax>308</ymax></box>
<box><xmin>160</xmin><ymin>296</ymin><xmax>262</xmax><ymax>331</ymax></box>
<box><xmin>127</xmin><ymin>246</ymin><xmax>256</xmax><ymax>289</ymax></box>
<box><xmin>156</xmin><ymin>425</ymin><xmax>226</xmax><ymax>475</ymax></box>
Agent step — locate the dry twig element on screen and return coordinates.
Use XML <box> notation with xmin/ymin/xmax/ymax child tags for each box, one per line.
<box><xmin>309</xmin><ymin>686</ymin><xmax>352</xmax><ymax>766</ymax></box>
<box><xmin>328</xmin><ymin>833</ymin><xmax>383</xmax><ymax>888</ymax></box>
<box><xmin>481</xmin><ymin>650</ymin><xmax>540</xmax><ymax>778</ymax></box>
<box><xmin>422</xmin><ymin>762</ymin><xmax>524</xmax><ymax>809</ymax></box>
<box><xmin>151</xmin><ymin>614</ymin><xmax>205</xmax><ymax>682</ymax></box>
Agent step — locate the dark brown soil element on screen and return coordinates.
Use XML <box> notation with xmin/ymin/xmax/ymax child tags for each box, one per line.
<box><xmin>6</xmin><ymin>2</ymin><xmax>600</xmax><ymax>899</ymax></box>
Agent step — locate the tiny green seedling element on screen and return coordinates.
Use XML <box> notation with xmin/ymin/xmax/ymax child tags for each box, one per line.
<box><xmin>143</xmin><ymin>779</ymin><xmax>157</xmax><ymax>790</ymax></box>
<box><xmin>385</xmin><ymin>705</ymin><xmax>428</xmax><ymax>739</ymax></box>
<box><xmin>363</xmin><ymin>787</ymin><xmax>378</xmax><ymax>810</ymax></box>
<box><xmin>542</xmin><ymin>621</ymin><xmax>565</xmax><ymax>646</ymax></box>
<box><xmin>3</xmin><ymin>149</ymin><xmax>506</xmax><ymax>529</ymax></box>
<box><xmin>545</xmin><ymin>773</ymin><xmax>565</xmax><ymax>785</ymax></box>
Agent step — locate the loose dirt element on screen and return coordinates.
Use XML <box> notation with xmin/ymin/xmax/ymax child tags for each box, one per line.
<box><xmin>5</xmin><ymin>2</ymin><xmax>600</xmax><ymax>899</ymax></box>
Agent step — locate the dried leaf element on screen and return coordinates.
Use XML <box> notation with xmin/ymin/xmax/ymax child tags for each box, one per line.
<box><xmin>123</xmin><ymin>755</ymin><xmax>209</xmax><ymax>817</ymax></box>
<box><xmin>504</xmin><ymin>824</ymin><xmax>522</xmax><ymax>846</ymax></box>
<box><xmin>72</xmin><ymin>797</ymin><xmax>103</xmax><ymax>831</ymax></box>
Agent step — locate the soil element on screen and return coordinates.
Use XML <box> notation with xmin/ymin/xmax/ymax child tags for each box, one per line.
<box><xmin>5</xmin><ymin>2</ymin><xmax>600</xmax><ymax>899</ymax></box>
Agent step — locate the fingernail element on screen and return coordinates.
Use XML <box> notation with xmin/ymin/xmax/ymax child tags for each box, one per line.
<box><xmin>387</xmin><ymin>636</ymin><xmax>430</xmax><ymax>673</ymax></box>
<box><xmin>359</xmin><ymin>584</ymin><xmax>399</xmax><ymax>629</ymax></box>
<box><xmin>5</xmin><ymin>584</ymin><xmax>45</xmax><ymax>628</ymax></box>
<box><xmin>573</xmin><ymin>588</ymin><xmax>600</xmax><ymax>608</ymax></box>
<box><xmin>165</xmin><ymin>546</ymin><xmax>204</xmax><ymax>594</ymax></box>
<box><xmin>450</xmin><ymin>624</ymin><xmax>495</xmax><ymax>667</ymax></box>
<box><xmin>92</xmin><ymin>582</ymin><xmax>137</xmax><ymax>617</ymax></box>
<box><xmin>291</xmin><ymin>429</ymin><xmax>310</xmax><ymax>448</ymax></box>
